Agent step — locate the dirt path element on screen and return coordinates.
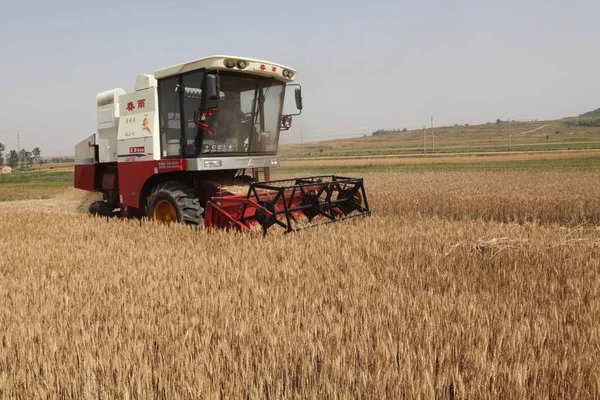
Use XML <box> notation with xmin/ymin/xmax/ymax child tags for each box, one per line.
<box><xmin>516</xmin><ymin>124</ymin><xmax>549</xmax><ymax>135</ymax></box>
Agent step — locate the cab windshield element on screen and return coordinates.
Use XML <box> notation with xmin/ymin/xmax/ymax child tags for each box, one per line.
<box><xmin>158</xmin><ymin>71</ymin><xmax>285</xmax><ymax>157</ymax></box>
<box><xmin>201</xmin><ymin>74</ymin><xmax>284</xmax><ymax>155</ymax></box>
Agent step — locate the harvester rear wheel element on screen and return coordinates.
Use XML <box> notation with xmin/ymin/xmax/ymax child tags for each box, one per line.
<box><xmin>89</xmin><ymin>201</ymin><xmax>116</xmax><ymax>217</ymax></box>
<box><xmin>147</xmin><ymin>181</ymin><xmax>204</xmax><ymax>226</ymax></box>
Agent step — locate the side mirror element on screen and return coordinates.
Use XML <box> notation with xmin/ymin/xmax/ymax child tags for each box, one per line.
<box><xmin>205</xmin><ymin>74</ymin><xmax>219</xmax><ymax>102</ymax></box>
<box><xmin>295</xmin><ymin>87</ymin><xmax>303</xmax><ymax>111</ymax></box>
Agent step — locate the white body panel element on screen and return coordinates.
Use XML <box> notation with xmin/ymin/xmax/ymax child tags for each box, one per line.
<box><xmin>135</xmin><ymin>74</ymin><xmax>157</xmax><ymax>91</ymax></box>
<box><xmin>185</xmin><ymin>155</ymin><xmax>279</xmax><ymax>171</ymax></box>
<box><xmin>97</xmin><ymin>88</ymin><xmax>125</xmax><ymax>163</ymax></box>
<box><xmin>75</xmin><ymin>134</ymin><xmax>96</xmax><ymax>165</ymax></box>
<box><xmin>154</xmin><ymin>55</ymin><xmax>295</xmax><ymax>83</ymax></box>
<box><xmin>116</xmin><ymin>86</ymin><xmax>160</xmax><ymax>162</ymax></box>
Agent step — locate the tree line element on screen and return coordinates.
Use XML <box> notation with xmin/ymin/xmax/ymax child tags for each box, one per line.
<box><xmin>0</xmin><ymin>143</ymin><xmax>42</xmax><ymax>169</ymax></box>
<box><xmin>372</xmin><ymin>128</ymin><xmax>408</xmax><ymax>136</ymax></box>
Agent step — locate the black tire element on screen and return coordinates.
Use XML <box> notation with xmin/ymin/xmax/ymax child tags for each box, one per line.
<box><xmin>89</xmin><ymin>201</ymin><xmax>115</xmax><ymax>217</ymax></box>
<box><xmin>146</xmin><ymin>181</ymin><xmax>204</xmax><ymax>226</ymax></box>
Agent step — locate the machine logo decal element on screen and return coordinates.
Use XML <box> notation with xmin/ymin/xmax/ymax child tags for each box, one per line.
<box><xmin>129</xmin><ymin>146</ymin><xmax>145</xmax><ymax>154</ymax></box>
<box><xmin>126</xmin><ymin>99</ymin><xmax>146</xmax><ymax>112</ymax></box>
<box><xmin>142</xmin><ymin>114</ymin><xmax>151</xmax><ymax>133</ymax></box>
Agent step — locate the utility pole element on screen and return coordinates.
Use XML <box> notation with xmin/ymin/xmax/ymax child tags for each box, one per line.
<box><xmin>17</xmin><ymin>128</ymin><xmax>21</xmax><ymax>168</ymax></box>
<box><xmin>300</xmin><ymin>131</ymin><xmax>303</xmax><ymax>157</ymax></box>
<box><xmin>508</xmin><ymin>118</ymin><xmax>512</xmax><ymax>151</ymax></box>
<box><xmin>423</xmin><ymin>126</ymin><xmax>426</xmax><ymax>155</ymax></box>
<box><xmin>431</xmin><ymin>117</ymin><xmax>434</xmax><ymax>152</ymax></box>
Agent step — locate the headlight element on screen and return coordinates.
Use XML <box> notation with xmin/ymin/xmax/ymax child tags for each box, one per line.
<box><xmin>281</xmin><ymin>115</ymin><xmax>293</xmax><ymax>129</ymax></box>
<box><xmin>237</xmin><ymin>60</ymin><xmax>247</xmax><ymax>69</ymax></box>
<box><xmin>271</xmin><ymin>158</ymin><xmax>279</xmax><ymax>166</ymax></box>
<box><xmin>224</xmin><ymin>60</ymin><xmax>235</xmax><ymax>68</ymax></box>
<box><xmin>204</xmin><ymin>160</ymin><xmax>222</xmax><ymax>168</ymax></box>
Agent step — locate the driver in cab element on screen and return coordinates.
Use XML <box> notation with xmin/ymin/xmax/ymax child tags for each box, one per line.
<box><xmin>213</xmin><ymin>91</ymin><xmax>247</xmax><ymax>149</ymax></box>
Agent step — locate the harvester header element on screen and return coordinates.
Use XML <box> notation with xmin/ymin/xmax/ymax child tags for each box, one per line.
<box><xmin>74</xmin><ymin>55</ymin><xmax>370</xmax><ymax>235</ymax></box>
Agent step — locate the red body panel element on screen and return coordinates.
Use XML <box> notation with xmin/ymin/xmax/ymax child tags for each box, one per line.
<box><xmin>117</xmin><ymin>161</ymin><xmax>156</xmax><ymax>208</ymax></box>
<box><xmin>117</xmin><ymin>159</ymin><xmax>184</xmax><ymax>208</ymax></box>
<box><xmin>74</xmin><ymin>164</ymin><xmax>96</xmax><ymax>191</ymax></box>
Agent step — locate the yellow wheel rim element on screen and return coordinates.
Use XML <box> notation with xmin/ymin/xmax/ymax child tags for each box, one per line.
<box><xmin>153</xmin><ymin>200</ymin><xmax>177</xmax><ymax>224</ymax></box>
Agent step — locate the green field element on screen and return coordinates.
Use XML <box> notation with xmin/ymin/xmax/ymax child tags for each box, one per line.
<box><xmin>280</xmin><ymin>117</ymin><xmax>600</xmax><ymax>158</ymax></box>
<box><xmin>0</xmin><ymin>171</ymin><xmax>73</xmax><ymax>201</ymax></box>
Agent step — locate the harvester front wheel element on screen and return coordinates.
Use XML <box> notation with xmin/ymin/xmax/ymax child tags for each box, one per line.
<box><xmin>147</xmin><ymin>181</ymin><xmax>203</xmax><ymax>226</ymax></box>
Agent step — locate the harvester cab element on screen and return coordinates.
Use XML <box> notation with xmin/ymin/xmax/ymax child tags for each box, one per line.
<box><xmin>74</xmin><ymin>55</ymin><xmax>370</xmax><ymax>235</ymax></box>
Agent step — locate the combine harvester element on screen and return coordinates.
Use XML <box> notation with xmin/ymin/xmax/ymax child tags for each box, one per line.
<box><xmin>74</xmin><ymin>55</ymin><xmax>370</xmax><ymax>235</ymax></box>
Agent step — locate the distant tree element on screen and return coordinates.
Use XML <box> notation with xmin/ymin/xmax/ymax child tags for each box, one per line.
<box><xmin>8</xmin><ymin>150</ymin><xmax>19</xmax><ymax>168</ymax></box>
<box><xmin>0</xmin><ymin>142</ymin><xmax>5</xmax><ymax>165</ymax></box>
<box><xmin>402</xmin><ymin>128</ymin><xmax>408</xmax><ymax>132</ymax></box>
<box><xmin>25</xmin><ymin>151</ymin><xmax>33</xmax><ymax>168</ymax></box>
<box><xmin>18</xmin><ymin>149</ymin><xmax>33</xmax><ymax>169</ymax></box>
<box><xmin>496</xmin><ymin>118</ymin><xmax>502</xmax><ymax>124</ymax></box>
<box><xmin>32</xmin><ymin>147</ymin><xmax>41</xmax><ymax>167</ymax></box>
<box><xmin>18</xmin><ymin>149</ymin><xmax>27</xmax><ymax>168</ymax></box>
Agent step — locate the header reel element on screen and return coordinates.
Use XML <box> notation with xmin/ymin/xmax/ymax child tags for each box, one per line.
<box><xmin>205</xmin><ymin>175</ymin><xmax>370</xmax><ymax>236</ymax></box>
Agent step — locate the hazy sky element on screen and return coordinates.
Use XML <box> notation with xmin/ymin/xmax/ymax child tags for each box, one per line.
<box><xmin>0</xmin><ymin>0</ymin><xmax>598</xmax><ymax>155</ymax></box>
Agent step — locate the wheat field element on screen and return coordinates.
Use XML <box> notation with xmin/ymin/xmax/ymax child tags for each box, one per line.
<box><xmin>0</xmin><ymin>169</ymin><xmax>599</xmax><ymax>398</ymax></box>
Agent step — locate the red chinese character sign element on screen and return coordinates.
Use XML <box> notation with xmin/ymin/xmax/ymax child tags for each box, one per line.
<box><xmin>126</xmin><ymin>102</ymin><xmax>135</xmax><ymax>112</ymax></box>
<box><xmin>137</xmin><ymin>99</ymin><xmax>145</xmax><ymax>109</ymax></box>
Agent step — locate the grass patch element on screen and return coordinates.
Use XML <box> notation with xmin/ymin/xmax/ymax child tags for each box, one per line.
<box><xmin>0</xmin><ymin>170</ymin><xmax>74</xmax><ymax>185</ymax></box>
